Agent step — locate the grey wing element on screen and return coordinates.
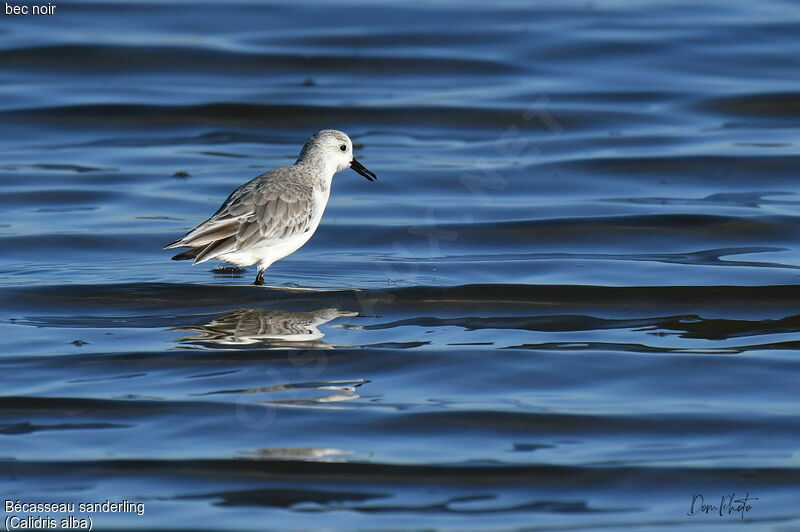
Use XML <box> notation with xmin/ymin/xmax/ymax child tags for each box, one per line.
<box><xmin>165</xmin><ymin>176</ymin><xmax>316</xmax><ymax>264</ymax></box>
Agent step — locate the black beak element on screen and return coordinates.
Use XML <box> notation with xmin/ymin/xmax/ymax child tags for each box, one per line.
<box><xmin>350</xmin><ymin>158</ymin><xmax>377</xmax><ymax>182</ymax></box>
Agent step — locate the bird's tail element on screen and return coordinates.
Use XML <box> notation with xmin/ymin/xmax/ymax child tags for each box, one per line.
<box><xmin>171</xmin><ymin>248</ymin><xmax>200</xmax><ymax>261</ymax></box>
<box><xmin>164</xmin><ymin>236</ymin><xmax>186</xmax><ymax>250</ymax></box>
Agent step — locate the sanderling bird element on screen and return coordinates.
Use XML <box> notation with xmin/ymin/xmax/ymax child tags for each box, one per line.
<box><xmin>165</xmin><ymin>129</ymin><xmax>377</xmax><ymax>285</ymax></box>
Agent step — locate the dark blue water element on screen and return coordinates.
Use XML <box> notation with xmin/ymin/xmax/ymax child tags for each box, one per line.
<box><xmin>2</xmin><ymin>1</ymin><xmax>800</xmax><ymax>530</ymax></box>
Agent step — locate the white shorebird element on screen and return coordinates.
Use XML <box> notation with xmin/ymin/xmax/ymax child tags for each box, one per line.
<box><xmin>165</xmin><ymin>129</ymin><xmax>377</xmax><ymax>285</ymax></box>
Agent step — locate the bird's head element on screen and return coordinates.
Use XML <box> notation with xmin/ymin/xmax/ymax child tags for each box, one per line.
<box><xmin>298</xmin><ymin>129</ymin><xmax>377</xmax><ymax>181</ymax></box>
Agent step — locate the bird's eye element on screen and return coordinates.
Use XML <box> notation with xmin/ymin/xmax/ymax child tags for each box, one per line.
<box><xmin>339</xmin><ymin>144</ymin><xmax>347</xmax><ymax>152</ymax></box>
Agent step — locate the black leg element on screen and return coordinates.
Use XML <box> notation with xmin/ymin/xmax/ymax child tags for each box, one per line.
<box><xmin>253</xmin><ymin>269</ymin><xmax>265</xmax><ymax>286</ymax></box>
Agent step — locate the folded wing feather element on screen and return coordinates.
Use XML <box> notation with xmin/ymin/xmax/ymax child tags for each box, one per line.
<box><xmin>165</xmin><ymin>174</ymin><xmax>316</xmax><ymax>265</ymax></box>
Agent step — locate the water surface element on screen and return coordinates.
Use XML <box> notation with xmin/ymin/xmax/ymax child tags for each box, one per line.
<box><xmin>1</xmin><ymin>1</ymin><xmax>800</xmax><ymax>530</ymax></box>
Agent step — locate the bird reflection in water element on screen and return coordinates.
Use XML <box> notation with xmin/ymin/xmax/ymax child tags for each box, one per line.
<box><xmin>173</xmin><ymin>307</ymin><xmax>357</xmax><ymax>348</ymax></box>
<box><xmin>240</xmin><ymin>447</ymin><xmax>352</xmax><ymax>462</ymax></box>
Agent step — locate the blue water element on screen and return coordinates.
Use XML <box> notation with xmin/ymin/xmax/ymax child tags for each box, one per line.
<box><xmin>2</xmin><ymin>1</ymin><xmax>800</xmax><ymax>530</ymax></box>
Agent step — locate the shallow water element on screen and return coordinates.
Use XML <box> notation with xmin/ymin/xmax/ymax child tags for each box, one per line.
<box><xmin>1</xmin><ymin>1</ymin><xmax>800</xmax><ymax>530</ymax></box>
